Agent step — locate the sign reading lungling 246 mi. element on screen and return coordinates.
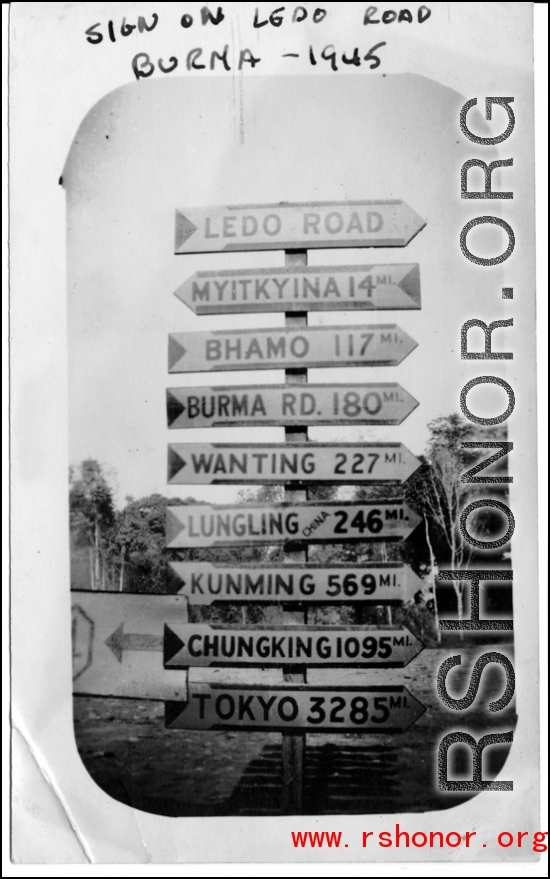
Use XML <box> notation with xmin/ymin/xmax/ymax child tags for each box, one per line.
<box><xmin>167</xmin><ymin>383</ymin><xmax>418</xmax><ymax>429</ymax></box>
<box><xmin>175</xmin><ymin>202</ymin><xmax>426</xmax><ymax>253</ymax></box>
<box><xmin>165</xmin><ymin>501</ymin><xmax>421</xmax><ymax>548</ymax></box>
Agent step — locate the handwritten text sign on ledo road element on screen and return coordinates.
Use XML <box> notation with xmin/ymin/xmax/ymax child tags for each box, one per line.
<box><xmin>167</xmin><ymin>443</ymin><xmax>421</xmax><ymax>485</ymax></box>
<box><xmin>167</xmin><ymin>383</ymin><xmax>419</xmax><ymax>429</ymax></box>
<box><xmin>174</xmin><ymin>202</ymin><xmax>426</xmax><ymax>253</ymax></box>
<box><xmin>71</xmin><ymin>592</ymin><xmax>188</xmax><ymax>701</ymax></box>
<box><xmin>169</xmin><ymin>561</ymin><xmax>424</xmax><ymax>606</ymax></box>
<box><xmin>165</xmin><ymin>684</ymin><xmax>427</xmax><ymax>734</ymax></box>
<box><xmin>168</xmin><ymin>325</ymin><xmax>418</xmax><ymax>373</ymax></box>
<box><xmin>165</xmin><ymin>501</ymin><xmax>421</xmax><ymax>549</ymax></box>
<box><xmin>173</xmin><ymin>264</ymin><xmax>421</xmax><ymax>314</ymax></box>
<box><xmin>163</xmin><ymin>623</ymin><xmax>424</xmax><ymax>669</ymax></box>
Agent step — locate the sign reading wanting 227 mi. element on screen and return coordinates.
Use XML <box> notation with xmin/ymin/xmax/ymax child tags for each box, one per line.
<box><xmin>175</xmin><ymin>202</ymin><xmax>426</xmax><ymax>253</ymax></box>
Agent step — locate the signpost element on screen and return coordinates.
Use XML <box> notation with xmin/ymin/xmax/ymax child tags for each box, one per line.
<box><xmin>168</xmin><ymin>324</ymin><xmax>418</xmax><ymax>373</ymax></box>
<box><xmin>165</xmin><ymin>501</ymin><xmax>422</xmax><ymax>548</ymax></box>
<box><xmin>163</xmin><ymin>623</ymin><xmax>424</xmax><ymax>668</ymax></box>
<box><xmin>167</xmin><ymin>383</ymin><xmax>419</xmax><ymax>429</ymax></box>
<box><xmin>167</xmin><ymin>442</ymin><xmax>421</xmax><ymax>485</ymax></box>
<box><xmin>71</xmin><ymin>592</ymin><xmax>189</xmax><ymax>701</ymax></box>
<box><xmin>165</xmin><ymin>685</ymin><xmax>426</xmax><ymax>733</ymax></box>
<box><xmin>173</xmin><ymin>263</ymin><xmax>421</xmax><ymax>314</ymax></box>
<box><xmin>175</xmin><ymin>202</ymin><xmax>426</xmax><ymax>253</ymax></box>
<box><xmin>169</xmin><ymin>561</ymin><xmax>424</xmax><ymax>605</ymax></box>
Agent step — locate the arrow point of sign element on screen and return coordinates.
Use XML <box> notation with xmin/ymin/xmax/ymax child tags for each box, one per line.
<box><xmin>398</xmin><ymin>389</ymin><xmax>420</xmax><ymax>424</ymax></box>
<box><xmin>165</xmin><ymin>701</ymin><xmax>187</xmax><ymax>727</ymax></box>
<box><xmin>166</xmin><ymin>507</ymin><xmax>186</xmax><ymax>545</ymax></box>
<box><xmin>105</xmin><ymin>623</ymin><xmax>124</xmax><ymax>663</ymax></box>
<box><xmin>175</xmin><ymin>211</ymin><xmax>198</xmax><ymax>250</ymax></box>
<box><xmin>164</xmin><ymin>624</ymin><xmax>186</xmax><ymax>665</ymax></box>
<box><xmin>401</xmin><ymin>687</ymin><xmax>427</xmax><ymax>730</ymax></box>
<box><xmin>408</xmin><ymin>207</ymin><xmax>427</xmax><ymax>244</ymax></box>
<box><xmin>168</xmin><ymin>336</ymin><xmax>188</xmax><ymax>372</ymax></box>
<box><xmin>166</xmin><ymin>390</ymin><xmax>185</xmax><ymax>426</ymax></box>
<box><xmin>168</xmin><ymin>445</ymin><xmax>187</xmax><ymax>482</ymax></box>
<box><xmin>400</xmin><ymin>264</ymin><xmax>421</xmax><ymax>306</ymax></box>
<box><xmin>401</xmin><ymin>330</ymin><xmax>419</xmax><ymax>363</ymax></box>
<box><xmin>173</xmin><ymin>278</ymin><xmax>194</xmax><ymax>312</ymax></box>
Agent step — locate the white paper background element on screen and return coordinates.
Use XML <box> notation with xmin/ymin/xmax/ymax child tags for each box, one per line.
<box><xmin>5</xmin><ymin>2</ymin><xmax>548</xmax><ymax>873</ymax></box>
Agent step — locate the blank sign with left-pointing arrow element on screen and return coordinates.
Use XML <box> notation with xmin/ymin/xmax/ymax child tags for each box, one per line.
<box><xmin>71</xmin><ymin>592</ymin><xmax>189</xmax><ymax>701</ymax></box>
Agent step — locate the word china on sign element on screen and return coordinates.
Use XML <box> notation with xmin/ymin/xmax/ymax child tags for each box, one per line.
<box><xmin>168</xmin><ymin>324</ymin><xmax>418</xmax><ymax>373</ymax></box>
<box><xmin>167</xmin><ymin>383</ymin><xmax>419</xmax><ymax>429</ymax></box>
<box><xmin>163</xmin><ymin>623</ymin><xmax>424</xmax><ymax>668</ymax></box>
<box><xmin>165</xmin><ymin>501</ymin><xmax>421</xmax><ymax>548</ymax></box>
<box><xmin>169</xmin><ymin>561</ymin><xmax>424</xmax><ymax>605</ymax></box>
<box><xmin>173</xmin><ymin>263</ymin><xmax>421</xmax><ymax>314</ymax></box>
<box><xmin>167</xmin><ymin>442</ymin><xmax>421</xmax><ymax>485</ymax></box>
<box><xmin>175</xmin><ymin>201</ymin><xmax>426</xmax><ymax>253</ymax></box>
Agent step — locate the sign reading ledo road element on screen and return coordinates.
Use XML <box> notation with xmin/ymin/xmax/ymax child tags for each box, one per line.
<box><xmin>167</xmin><ymin>383</ymin><xmax>419</xmax><ymax>429</ymax></box>
<box><xmin>167</xmin><ymin>443</ymin><xmax>421</xmax><ymax>485</ymax></box>
<box><xmin>165</xmin><ymin>501</ymin><xmax>421</xmax><ymax>548</ymax></box>
<box><xmin>173</xmin><ymin>264</ymin><xmax>421</xmax><ymax>314</ymax></box>
<box><xmin>168</xmin><ymin>325</ymin><xmax>417</xmax><ymax>373</ymax></box>
<box><xmin>164</xmin><ymin>623</ymin><xmax>424</xmax><ymax>668</ymax></box>
<box><xmin>165</xmin><ymin>684</ymin><xmax>426</xmax><ymax>733</ymax></box>
<box><xmin>175</xmin><ymin>202</ymin><xmax>426</xmax><ymax>253</ymax></box>
<box><xmin>169</xmin><ymin>561</ymin><xmax>424</xmax><ymax>605</ymax></box>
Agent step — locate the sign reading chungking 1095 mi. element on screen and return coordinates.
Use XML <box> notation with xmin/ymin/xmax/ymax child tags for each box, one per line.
<box><xmin>166</xmin><ymin>501</ymin><xmax>421</xmax><ymax>548</ymax></box>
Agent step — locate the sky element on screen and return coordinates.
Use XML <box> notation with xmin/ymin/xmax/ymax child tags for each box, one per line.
<box><xmin>64</xmin><ymin>72</ymin><xmax>532</xmax><ymax>507</ymax></box>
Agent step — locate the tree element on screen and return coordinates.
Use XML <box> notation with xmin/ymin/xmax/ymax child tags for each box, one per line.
<box><xmin>69</xmin><ymin>460</ymin><xmax>116</xmax><ymax>590</ymax></box>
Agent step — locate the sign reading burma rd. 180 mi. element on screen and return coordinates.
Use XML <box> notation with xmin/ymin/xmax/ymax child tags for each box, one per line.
<box><xmin>165</xmin><ymin>685</ymin><xmax>427</xmax><ymax>733</ymax></box>
<box><xmin>167</xmin><ymin>383</ymin><xmax>418</xmax><ymax>429</ymax></box>
<box><xmin>170</xmin><ymin>561</ymin><xmax>424</xmax><ymax>605</ymax></box>
<box><xmin>167</xmin><ymin>442</ymin><xmax>421</xmax><ymax>485</ymax></box>
<box><xmin>165</xmin><ymin>501</ymin><xmax>421</xmax><ymax>548</ymax></box>
<box><xmin>163</xmin><ymin>623</ymin><xmax>424</xmax><ymax>668</ymax></box>
<box><xmin>168</xmin><ymin>324</ymin><xmax>417</xmax><ymax>373</ymax></box>
<box><xmin>175</xmin><ymin>201</ymin><xmax>426</xmax><ymax>253</ymax></box>
<box><xmin>173</xmin><ymin>263</ymin><xmax>421</xmax><ymax>314</ymax></box>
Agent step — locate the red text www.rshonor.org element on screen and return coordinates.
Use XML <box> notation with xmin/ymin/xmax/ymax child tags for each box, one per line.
<box><xmin>290</xmin><ymin>827</ymin><xmax>548</xmax><ymax>852</ymax></box>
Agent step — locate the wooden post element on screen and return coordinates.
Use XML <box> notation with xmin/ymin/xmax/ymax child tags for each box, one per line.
<box><xmin>281</xmin><ymin>249</ymin><xmax>308</xmax><ymax>813</ymax></box>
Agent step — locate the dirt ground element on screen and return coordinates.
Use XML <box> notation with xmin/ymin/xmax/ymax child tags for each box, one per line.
<box><xmin>73</xmin><ymin>644</ymin><xmax>516</xmax><ymax>817</ymax></box>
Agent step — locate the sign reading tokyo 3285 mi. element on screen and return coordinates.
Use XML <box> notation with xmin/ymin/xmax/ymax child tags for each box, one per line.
<box><xmin>167</xmin><ymin>383</ymin><xmax>418</xmax><ymax>429</ymax></box>
<box><xmin>168</xmin><ymin>325</ymin><xmax>417</xmax><ymax>373</ymax></box>
<box><xmin>166</xmin><ymin>501</ymin><xmax>421</xmax><ymax>548</ymax></box>
<box><xmin>175</xmin><ymin>201</ymin><xmax>426</xmax><ymax>253</ymax></box>
<box><xmin>167</xmin><ymin>443</ymin><xmax>420</xmax><ymax>485</ymax></box>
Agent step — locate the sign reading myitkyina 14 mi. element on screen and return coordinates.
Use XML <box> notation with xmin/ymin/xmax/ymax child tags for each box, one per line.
<box><xmin>169</xmin><ymin>561</ymin><xmax>424</xmax><ymax>605</ymax></box>
<box><xmin>173</xmin><ymin>263</ymin><xmax>421</xmax><ymax>314</ymax></box>
<box><xmin>165</xmin><ymin>501</ymin><xmax>421</xmax><ymax>548</ymax></box>
<box><xmin>168</xmin><ymin>325</ymin><xmax>417</xmax><ymax>373</ymax></box>
<box><xmin>163</xmin><ymin>623</ymin><xmax>424</xmax><ymax>668</ymax></box>
<box><xmin>167</xmin><ymin>443</ymin><xmax>421</xmax><ymax>485</ymax></box>
<box><xmin>165</xmin><ymin>684</ymin><xmax>427</xmax><ymax>733</ymax></box>
<box><xmin>167</xmin><ymin>383</ymin><xmax>419</xmax><ymax>429</ymax></box>
<box><xmin>175</xmin><ymin>202</ymin><xmax>426</xmax><ymax>253</ymax></box>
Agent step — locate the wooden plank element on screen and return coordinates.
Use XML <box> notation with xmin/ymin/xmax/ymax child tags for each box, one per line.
<box><xmin>173</xmin><ymin>263</ymin><xmax>421</xmax><ymax>314</ymax></box>
<box><xmin>165</xmin><ymin>684</ymin><xmax>427</xmax><ymax>733</ymax></box>
<box><xmin>174</xmin><ymin>202</ymin><xmax>426</xmax><ymax>253</ymax></box>
<box><xmin>168</xmin><ymin>324</ymin><xmax>418</xmax><ymax>373</ymax></box>
<box><xmin>165</xmin><ymin>501</ymin><xmax>422</xmax><ymax>548</ymax></box>
<box><xmin>166</xmin><ymin>383</ymin><xmax>419</xmax><ymax>429</ymax></box>
<box><xmin>169</xmin><ymin>561</ymin><xmax>424</xmax><ymax>605</ymax></box>
<box><xmin>167</xmin><ymin>442</ymin><xmax>421</xmax><ymax>485</ymax></box>
<box><xmin>71</xmin><ymin>591</ymin><xmax>188</xmax><ymax>701</ymax></box>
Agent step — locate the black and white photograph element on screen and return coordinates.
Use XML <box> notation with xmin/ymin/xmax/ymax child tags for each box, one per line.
<box><xmin>8</xmin><ymin>1</ymin><xmax>546</xmax><ymax>868</ymax></box>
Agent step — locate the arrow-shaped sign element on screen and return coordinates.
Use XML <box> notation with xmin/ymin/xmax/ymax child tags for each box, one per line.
<box><xmin>168</xmin><ymin>325</ymin><xmax>418</xmax><ymax>373</ymax></box>
<box><xmin>165</xmin><ymin>501</ymin><xmax>422</xmax><ymax>548</ymax></box>
<box><xmin>173</xmin><ymin>263</ymin><xmax>421</xmax><ymax>315</ymax></box>
<box><xmin>165</xmin><ymin>684</ymin><xmax>426</xmax><ymax>733</ymax></box>
<box><xmin>170</xmin><ymin>561</ymin><xmax>424</xmax><ymax>605</ymax></box>
<box><xmin>71</xmin><ymin>591</ymin><xmax>188</xmax><ymax>700</ymax></box>
<box><xmin>167</xmin><ymin>383</ymin><xmax>419</xmax><ymax>429</ymax></box>
<box><xmin>167</xmin><ymin>442</ymin><xmax>421</xmax><ymax>485</ymax></box>
<box><xmin>164</xmin><ymin>623</ymin><xmax>424</xmax><ymax>668</ymax></box>
<box><xmin>175</xmin><ymin>201</ymin><xmax>426</xmax><ymax>253</ymax></box>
